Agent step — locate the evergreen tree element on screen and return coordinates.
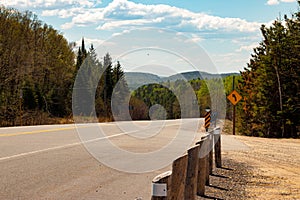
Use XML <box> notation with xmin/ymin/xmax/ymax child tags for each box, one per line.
<box><xmin>81</xmin><ymin>37</ymin><xmax>87</xmax><ymax>58</ymax></box>
<box><xmin>112</xmin><ymin>61</ymin><xmax>124</xmax><ymax>85</ymax></box>
<box><xmin>111</xmin><ymin>61</ymin><xmax>130</xmax><ymax>120</ymax></box>
<box><xmin>76</xmin><ymin>38</ymin><xmax>88</xmax><ymax>70</ymax></box>
<box><xmin>76</xmin><ymin>47</ymin><xmax>82</xmax><ymax>70</ymax></box>
<box><xmin>238</xmin><ymin>7</ymin><xmax>300</xmax><ymax>138</ymax></box>
<box><xmin>102</xmin><ymin>53</ymin><xmax>113</xmax><ymax>118</ymax></box>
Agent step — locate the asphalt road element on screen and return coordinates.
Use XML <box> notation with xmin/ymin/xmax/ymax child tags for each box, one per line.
<box><xmin>0</xmin><ymin>119</ymin><xmax>248</xmax><ymax>200</ymax></box>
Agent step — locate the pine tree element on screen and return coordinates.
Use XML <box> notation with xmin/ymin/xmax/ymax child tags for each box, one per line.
<box><xmin>238</xmin><ymin>6</ymin><xmax>300</xmax><ymax>138</ymax></box>
<box><xmin>76</xmin><ymin>38</ymin><xmax>88</xmax><ymax>70</ymax></box>
<box><xmin>76</xmin><ymin>47</ymin><xmax>82</xmax><ymax>70</ymax></box>
<box><xmin>102</xmin><ymin>53</ymin><xmax>113</xmax><ymax>118</ymax></box>
<box><xmin>111</xmin><ymin>61</ymin><xmax>130</xmax><ymax>120</ymax></box>
<box><xmin>112</xmin><ymin>61</ymin><xmax>123</xmax><ymax>85</ymax></box>
<box><xmin>81</xmin><ymin>37</ymin><xmax>87</xmax><ymax>58</ymax></box>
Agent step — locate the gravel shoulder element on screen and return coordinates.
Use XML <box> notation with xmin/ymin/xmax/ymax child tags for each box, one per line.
<box><xmin>197</xmin><ymin>135</ymin><xmax>300</xmax><ymax>200</ymax></box>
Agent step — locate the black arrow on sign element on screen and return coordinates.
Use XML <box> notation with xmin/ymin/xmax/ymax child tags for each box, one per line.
<box><xmin>232</xmin><ymin>94</ymin><xmax>237</xmax><ymax>102</ymax></box>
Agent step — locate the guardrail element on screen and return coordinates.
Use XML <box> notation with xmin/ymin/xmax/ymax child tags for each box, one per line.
<box><xmin>151</xmin><ymin>127</ymin><xmax>222</xmax><ymax>200</ymax></box>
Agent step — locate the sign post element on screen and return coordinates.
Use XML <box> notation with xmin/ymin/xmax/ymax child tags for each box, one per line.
<box><xmin>227</xmin><ymin>88</ymin><xmax>242</xmax><ymax>135</ymax></box>
<box><xmin>204</xmin><ymin>108</ymin><xmax>211</xmax><ymax>132</ymax></box>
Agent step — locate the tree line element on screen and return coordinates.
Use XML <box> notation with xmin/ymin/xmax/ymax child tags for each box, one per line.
<box><xmin>236</xmin><ymin>5</ymin><xmax>300</xmax><ymax>138</ymax></box>
<box><xmin>0</xmin><ymin>6</ymin><xmax>75</xmax><ymax>126</ymax></box>
<box><xmin>73</xmin><ymin>39</ymin><xmax>129</xmax><ymax>121</ymax></box>
<box><xmin>0</xmin><ymin>6</ymin><xmax>127</xmax><ymax>126</ymax></box>
<box><xmin>130</xmin><ymin>78</ymin><xmax>221</xmax><ymax>120</ymax></box>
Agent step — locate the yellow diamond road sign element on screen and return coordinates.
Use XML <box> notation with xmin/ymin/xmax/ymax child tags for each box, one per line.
<box><xmin>227</xmin><ymin>90</ymin><xmax>242</xmax><ymax>105</ymax></box>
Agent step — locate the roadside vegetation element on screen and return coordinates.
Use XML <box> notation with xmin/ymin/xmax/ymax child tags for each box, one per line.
<box><xmin>0</xmin><ymin>4</ymin><xmax>299</xmax><ymax>138</ymax></box>
<box><xmin>0</xmin><ymin>7</ymin><xmax>75</xmax><ymax>126</ymax></box>
<box><xmin>236</xmin><ymin>8</ymin><xmax>300</xmax><ymax>138</ymax></box>
<box><xmin>0</xmin><ymin>6</ymin><xmax>128</xmax><ymax>126</ymax></box>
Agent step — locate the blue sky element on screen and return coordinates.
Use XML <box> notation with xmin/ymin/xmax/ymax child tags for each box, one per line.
<box><xmin>1</xmin><ymin>0</ymin><xmax>298</xmax><ymax>74</ymax></box>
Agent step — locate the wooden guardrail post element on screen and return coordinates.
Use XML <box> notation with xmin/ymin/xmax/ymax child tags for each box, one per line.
<box><xmin>200</xmin><ymin>135</ymin><xmax>210</xmax><ymax>186</ymax></box>
<box><xmin>184</xmin><ymin>145</ymin><xmax>200</xmax><ymax>200</ymax></box>
<box><xmin>169</xmin><ymin>154</ymin><xmax>188</xmax><ymax>200</ymax></box>
<box><xmin>214</xmin><ymin>127</ymin><xmax>222</xmax><ymax>168</ymax></box>
<box><xmin>209</xmin><ymin>132</ymin><xmax>214</xmax><ymax>175</ymax></box>
<box><xmin>151</xmin><ymin>171</ymin><xmax>172</xmax><ymax>200</ymax></box>
<box><xmin>196</xmin><ymin>139</ymin><xmax>207</xmax><ymax>196</ymax></box>
<box><xmin>150</xmin><ymin>128</ymin><xmax>222</xmax><ymax>199</ymax></box>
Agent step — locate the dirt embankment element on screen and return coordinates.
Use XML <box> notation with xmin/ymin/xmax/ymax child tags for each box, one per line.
<box><xmin>227</xmin><ymin>136</ymin><xmax>300</xmax><ymax>199</ymax></box>
<box><xmin>198</xmin><ymin>135</ymin><xmax>300</xmax><ymax>200</ymax></box>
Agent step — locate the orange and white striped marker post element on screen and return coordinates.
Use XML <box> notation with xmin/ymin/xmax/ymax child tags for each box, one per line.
<box><xmin>204</xmin><ymin>110</ymin><xmax>211</xmax><ymax>132</ymax></box>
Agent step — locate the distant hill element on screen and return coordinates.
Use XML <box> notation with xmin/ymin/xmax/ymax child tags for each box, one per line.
<box><xmin>124</xmin><ymin>71</ymin><xmax>239</xmax><ymax>90</ymax></box>
<box><xmin>161</xmin><ymin>71</ymin><xmax>238</xmax><ymax>82</ymax></box>
<box><xmin>124</xmin><ymin>72</ymin><xmax>161</xmax><ymax>90</ymax></box>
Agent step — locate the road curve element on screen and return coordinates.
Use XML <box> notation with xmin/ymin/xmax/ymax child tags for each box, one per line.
<box><xmin>0</xmin><ymin>119</ymin><xmax>248</xmax><ymax>199</ymax></box>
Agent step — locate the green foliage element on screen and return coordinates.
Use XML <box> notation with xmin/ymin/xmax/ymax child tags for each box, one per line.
<box><xmin>74</xmin><ymin>42</ymin><xmax>130</xmax><ymax>120</ymax></box>
<box><xmin>0</xmin><ymin>6</ymin><xmax>130</xmax><ymax>125</ymax></box>
<box><xmin>0</xmin><ymin>6</ymin><xmax>75</xmax><ymax>125</ymax></box>
<box><xmin>132</xmin><ymin>83</ymin><xmax>180</xmax><ymax>119</ymax></box>
<box><xmin>238</xmin><ymin>7</ymin><xmax>300</xmax><ymax>138</ymax></box>
<box><xmin>131</xmin><ymin>79</ymin><xmax>217</xmax><ymax>120</ymax></box>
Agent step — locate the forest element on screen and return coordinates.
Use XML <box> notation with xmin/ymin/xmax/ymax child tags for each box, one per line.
<box><xmin>0</xmin><ymin>7</ymin><xmax>75</xmax><ymax>126</ymax></box>
<box><xmin>0</xmin><ymin>6</ymin><xmax>127</xmax><ymax>126</ymax></box>
<box><xmin>0</xmin><ymin>5</ymin><xmax>299</xmax><ymax>138</ymax></box>
<box><xmin>237</xmin><ymin>11</ymin><xmax>300</xmax><ymax>138</ymax></box>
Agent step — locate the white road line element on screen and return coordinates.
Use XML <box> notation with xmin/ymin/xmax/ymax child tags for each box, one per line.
<box><xmin>0</xmin><ymin>122</ymin><xmax>190</xmax><ymax>162</ymax></box>
<box><xmin>0</xmin><ymin>142</ymin><xmax>82</xmax><ymax>161</ymax></box>
<box><xmin>0</xmin><ymin>132</ymin><xmax>131</xmax><ymax>162</ymax></box>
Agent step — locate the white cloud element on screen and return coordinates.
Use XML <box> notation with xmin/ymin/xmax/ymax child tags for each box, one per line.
<box><xmin>1</xmin><ymin>0</ymin><xmax>101</xmax><ymax>9</ymax></box>
<box><xmin>267</xmin><ymin>0</ymin><xmax>280</xmax><ymax>5</ymax></box>
<box><xmin>61</xmin><ymin>22</ymin><xmax>74</xmax><ymax>30</ymax></box>
<box><xmin>210</xmin><ymin>52</ymin><xmax>251</xmax><ymax>73</ymax></box>
<box><xmin>4</xmin><ymin>0</ymin><xmax>263</xmax><ymax>35</ymax></box>
<box><xmin>52</xmin><ymin>0</ymin><xmax>262</xmax><ymax>37</ymax></box>
<box><xmin>97</xmin><ymin>19</ymin><xmax>152</xmax><ymax>30</ymax></box>
<box><xmin>267</xmin><ymin>0</ymin><xmax>296</xmax><ymax>5</ymax></box>
<box><xmin>42</xmin><ymin>7</ymin><xmax>85</xmax><ymax>18</ymax></box>
<box><xmin>189</xmin><ymin>34</ymin><xmax>204</xmax><ymax>43</ymax></box>
<box><xmin>75</xmin><ymin>37</ymin><xmax>105</xmax><ymax>48</ymax></box>
<box><xmin>111</xmin><ymin>29</ymin><xmax>130</xmax><ymax>37</ymax></box>
<box><xmin>236</xmin><ymin>43</ymin><xmax>258</xmax><ymax>52</ymax></box>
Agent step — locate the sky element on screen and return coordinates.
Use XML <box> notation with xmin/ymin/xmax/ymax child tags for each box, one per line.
<box><xmin>1</xmin><ymin>0</ymin><xmax>299</xmax><ymax>75</ymax></box>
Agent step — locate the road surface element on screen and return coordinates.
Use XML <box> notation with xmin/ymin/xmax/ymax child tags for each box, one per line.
<box><xmin>0</xmin><ymin>119</ymin><xmax>248</xmax><ymax>199</ymax></box>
